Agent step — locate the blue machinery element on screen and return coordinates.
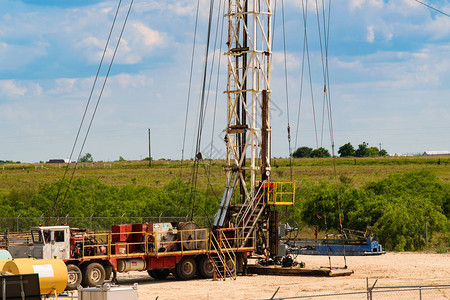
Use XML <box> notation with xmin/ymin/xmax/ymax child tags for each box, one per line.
<box><xmin>282</xmin><ymin>236</ymin><xmax>385</xmax><ymax>256</ymax></box>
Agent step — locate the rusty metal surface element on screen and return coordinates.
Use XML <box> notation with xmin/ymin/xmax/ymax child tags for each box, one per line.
<box><xmin>247</xmin><ymin>265</ymin><xmax>354</xmax><ymax>277</ymax></box>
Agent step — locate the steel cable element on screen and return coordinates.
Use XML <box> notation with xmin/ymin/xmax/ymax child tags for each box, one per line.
<box><xmin>55</xmin><ymin>0</ymin><xmax>134</xmax><ymax>223</ymax></box>
<box><xmin>49</xmin><ymin>0</ymin><xmax>124</xmax><ymax>224</ymax></box>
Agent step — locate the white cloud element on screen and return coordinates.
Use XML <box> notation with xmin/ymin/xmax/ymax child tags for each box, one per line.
<box><xmin>167</xmin><ymin>2</ymin><xmax>195</xmax><ymax>17</ymax></box>
<box><xmin>111</xmin><ymin>73</ymin><xmax>154</xmax><ymax>89</ymax></box>
<box><xmin>132</xmin><ymin>22</ymin><xmax>164</xmax><ymax>47</ymax></box>
<box><xmin>424</xmin><ymin>15</ymin><xmax>450</xmax><ymax>39</ymax></box>
<box><xmin>48</xmin><ymin>78</ymin><xmax>79</xmax><ymax>95</ymax></box>
<box><xmin>74</xmin><ymin>21</ymin><xmax>166</xmax><ymax>65</ymax></box>
<box><xmin>385</xmin><ymin>31</ymin><xmax>393</xmax><ymax>41</ymax></box>
<box><xmin>349</xmin><ymin>0</ymin><xmax>365</xmax><ymax>11</ymax></box>
<box><xmin>368</xmin><ymin>0</ymin><xmax>383</xmax><ymax>9</ymax></box>
<box><xmin>336</xmin><ymin>43</ymin><xmax>450</xmax><ymax>88</ymax></box>
<box><xmin>334</xmin><ymin>59</ymin><xmax>363</xmax><ymax>70</ymax></box>
<box><xmin>366</xmin><ymin>26</ymin><xmax>375</xmax><ymax>43</ymax></box>
<box><xmin>0</xmin><ymin>80</ymin><xmax>27</xmax><ymax>98</ymax></box>
<box><xmin>272</xmin><ymin>52</ymin><xmax>301</xmax><ymax>71</ymax></box>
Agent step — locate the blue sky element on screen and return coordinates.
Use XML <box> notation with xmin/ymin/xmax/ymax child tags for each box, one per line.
<box><xmin>0</xmin><ymin>0</ymin><xmax>449</xmax><ymax>163</ymax></box>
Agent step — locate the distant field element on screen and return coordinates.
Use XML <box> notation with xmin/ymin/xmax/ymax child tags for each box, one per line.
<box><xmin>0</xmin><ymin>156</ymin><xmax>448</xmax><ymax>195</ymax></box>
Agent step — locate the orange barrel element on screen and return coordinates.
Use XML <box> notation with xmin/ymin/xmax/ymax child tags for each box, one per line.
<box><xmin>2</xmin><ymin>258</ymin><xmax>68</xmax><ymax>294</ymax></box>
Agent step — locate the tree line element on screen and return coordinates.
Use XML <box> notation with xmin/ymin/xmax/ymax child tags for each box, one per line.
<box><xmin>0</xmin><ymin>170</ymin><xmax>447</xmax><ymax>252</ymax></box>
<box><xmin>292</xmin><ymin>142</ymin><xmax>388</xmax><ymax>158</ymax></box>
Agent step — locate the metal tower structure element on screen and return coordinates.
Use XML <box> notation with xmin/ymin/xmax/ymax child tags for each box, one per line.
<box><xmin>214</xmin><ymin>0</ymin><xmax>294</xmax><ymax>259</ymax></box>
<box><xmin>224</xmin><ymin>0</ymin><xmax>272</xmax><ymax>201</ymax></box>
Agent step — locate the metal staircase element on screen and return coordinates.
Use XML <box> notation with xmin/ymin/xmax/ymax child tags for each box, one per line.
<box><xmin>234</xmin><ymin>182</ymin><xmax>272</xmax><ymax>248</ymax></box>
<box><xmin>208</xmin><ymin>231</ymin><xmax>236</xmax><ymax>280</ymax></box>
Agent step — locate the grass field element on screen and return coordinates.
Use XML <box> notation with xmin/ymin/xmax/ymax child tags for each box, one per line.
<box><xmin>1</xmin><ymin>156</ymin><xmax>448</xmax><ymax>252</ymax></box>
<box><xmin>0</xmin><ymin>156</ymin><xmax>448</xmax><ymax>195</ymax></box>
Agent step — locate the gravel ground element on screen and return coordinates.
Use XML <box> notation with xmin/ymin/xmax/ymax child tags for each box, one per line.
<box><xmin>101</xmin><ymin>252</ymin><xmax>450</xmax><ymax>299</ymax></box>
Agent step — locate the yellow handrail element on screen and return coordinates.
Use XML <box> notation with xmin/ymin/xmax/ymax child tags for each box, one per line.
<box><xmin>266</xmin><ymin>182</ymin><xmax>295</xmax><ymax>206</ymax></box>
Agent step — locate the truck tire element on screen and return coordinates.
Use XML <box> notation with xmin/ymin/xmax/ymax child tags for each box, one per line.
<box><xmin>198</xmin><ymin>256</ymin><xmax>214</xmax><ymax>278</ymax></box>
<box><xmin>236</xmin><ymin>253</ymin><xmax>245</xmax><ymax>274</ymax></box>
<box><xmin>148</xmin><ymin>269</ymin><xmax>171</xmax><ymax>280</ymax></box>
<box><xmin>104</xmin><ymin>265</ymin><xmax>113</xmax><ymax>281</ymax></box>
<box><xmin>174</xmin><ymin>257</ymin><xmax>197</xmax><ymax>280</ymax></box>
<box><xmin>225</xmin><ymin>258</ymin><xmax>235</xmax><ymax>276</ymax></box>
<box><xmin>66</xmin><ymin>264</ymin><xmax>82</xmax><ymax>290</ymax></box>
<box><xmin>83</xmin><ymin>262</ymin><xmax>106</xmax><ymax>287</ymax></box>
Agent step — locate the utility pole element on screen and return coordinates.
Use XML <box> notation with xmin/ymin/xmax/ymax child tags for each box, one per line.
<box><xmin>379</xmin><ymin>143</ymin><xmax>382</xmax><ymax>151</ymax></box>
<box><xmin>148</xmin><ymin>128</ymin><xmax>152</xmax><ymax>167</ymax></box>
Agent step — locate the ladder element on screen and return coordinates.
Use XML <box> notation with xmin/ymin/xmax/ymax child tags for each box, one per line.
<box><xmin>208</xmin><ymin>231</ymin><xmax>236</xmax><ymax>280</ymax></box>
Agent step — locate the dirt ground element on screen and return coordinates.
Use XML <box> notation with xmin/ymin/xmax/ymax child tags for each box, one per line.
<box><xmin>108</xmin><ymin>252</ymin><xmax>450</xmax><ymax>299</ymax></box>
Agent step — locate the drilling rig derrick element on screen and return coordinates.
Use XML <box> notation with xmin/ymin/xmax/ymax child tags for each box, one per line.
<box><xmin>213</xmin><ymin>0</ymin><xmax>295</xmax><ymax>260</ymax></box>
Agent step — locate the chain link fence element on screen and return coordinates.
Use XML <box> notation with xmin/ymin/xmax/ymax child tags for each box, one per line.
<box><xmin>0</xmin><ymin>215</ymin><xmax>213</xmax><ymax>232</ymax></box>
<box><xmin>261</xmin><ymin>281</ymin><xmax>450</xmax><ymax>300</ymax></box>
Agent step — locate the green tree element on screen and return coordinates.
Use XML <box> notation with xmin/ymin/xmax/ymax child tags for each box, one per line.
<box><xmin>366</xmin><ymin>147</ymin><xmax>380</xmax><ymax>157</ymax></box>
<box><xmin>292</xmin><ymin>146</ymin><xmax>313</xmax><ymax>158</ymax></box>
<box><xmin>355</xmin><ymin>143</ymin><xmax>368</xmax><ymax>157</ymax></box>
<box><xmin>338</xmin><ymin>143</ymin><xmax>355</xmax><ymax>157</ymax></box>
<box><xmin>79</xmin><ymin>153</ymin><xmax>93</xmax><ymax>163</ymax></box>
<box><xmin>310</xmin><ymin>147</ymin><xmax>331</xmax><ymax>158</ymax></box>
<box><xmin>295</xmin><ymin>170</ymin><xmax>449</xmax><ymax>251</ymax></box>
<box><xmin>379</xmin><ymin>149</ymin><xmax>388</xmax><ymax>156</ymax></box>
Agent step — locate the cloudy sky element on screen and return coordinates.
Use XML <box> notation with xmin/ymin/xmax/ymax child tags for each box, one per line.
<box><xmin>0</xmin><ymin>0</ymin><xmax>449</xmax><ymax>163</ymax></box>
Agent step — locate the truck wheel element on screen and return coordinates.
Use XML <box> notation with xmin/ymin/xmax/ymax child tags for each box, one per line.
<box><xmin>198</xmin><ymin>256</ymin><xmax>214</xmax><ymax>278</ymax></box>
<box><xmin>236</xmin><ymin>253</ymin><xmax>245</xmax><ymax>274</ymax></box>
<box><xmin>104</xmin><ymin>265</ymin><xmax>113</xmax><ymax>281</ymax></box>
<box><xmin>66</xmin><ymin>264</ymin><xmax>82</xmax><ymax>290</ymax></box>
<box><xmin>225</xmin><ymin>258</ymin><xmax>235</xmax><ymax>276</ymax></box>
<box><xmin>148</xmin><ymin>269</ymin><xmax>171</xmax><ymax>280</ymax></box>
<box><xmin>83</xmin><ymin>263</ymin><xmax>106</xmax><ymax>287</ymax></box>
<box><xmin>174</xmin><ymin>257</ymin><xmax>197</xmax><ymax>280</ymax></box>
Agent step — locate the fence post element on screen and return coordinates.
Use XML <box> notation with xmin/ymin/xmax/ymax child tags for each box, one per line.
<box><xmin>419</xmin><ymin>287</ymin><xmax>422</xmax><ymax>300</ymax></box>
<box><xmin>90</xmin><ymin>214</ymin><xmax>93</xmax><ymax>231</ymax></box>
<box><xmin>16</xmin><ymin>214</ymin><xmax>21</xmax><ymax>232</ymax></box>
<box><xmin>425</xmin><ymin>222</ymin><xmax>428</xmax><ymax>253</ymax></box>
<box><xmin>121</xmin><ymin>213</ymin><xmax>125</xmax><ymax>224</ymax></box>
<box><xmin>65</xmin><ymin>214</ymin><xmax>69</xmax><ymax>225</ymax></box>
<box><xmin>366</xmin><ymin>278</ymin><xmax>377</xmax><ymax>300</ymax></box>
<box><xmin>39</xmin><ymin>213</ymin><xmax>44</xmax><ymax>226</ymax></box>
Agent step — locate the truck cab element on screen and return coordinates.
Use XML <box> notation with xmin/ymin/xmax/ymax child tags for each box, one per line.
<box><xmin>8</xmin><ymin>226</ymin><xmax>70</xmax><ymax>260</ymax></box>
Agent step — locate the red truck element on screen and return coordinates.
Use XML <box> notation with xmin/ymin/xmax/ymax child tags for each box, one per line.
<box><xmin>3</xmin><ymin>221</ymin><xmax>253</xmax><ymax>290</ymax></box>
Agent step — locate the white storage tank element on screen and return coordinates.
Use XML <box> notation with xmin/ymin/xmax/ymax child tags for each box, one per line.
<box><xmin>78</xmin><ymin>283</ymin><xmax>138</xmax><ymax>300</ymax></box>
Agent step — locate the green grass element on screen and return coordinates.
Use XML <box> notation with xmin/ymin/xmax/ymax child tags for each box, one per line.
<box><xmin>0</xmin><ymin>156</ymin><xmax>449</xmax><ymax>195</ymax></box>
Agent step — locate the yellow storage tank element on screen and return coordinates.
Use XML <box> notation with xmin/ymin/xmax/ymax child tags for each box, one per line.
<box><xmin>0</xmin><ymin>259</ymin><xmax>11</xmax><ymax>272</ymax></box>
<box><xmin>2</xmin><ymin>258</ymin><xmax>68</xmax><ymax>294</ymax></box>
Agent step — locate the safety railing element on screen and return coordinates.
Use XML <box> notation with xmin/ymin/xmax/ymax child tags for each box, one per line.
<box><xmin>235</xmin><ymin>181</ymin><xmax>267</xmax><ymax>228</ymax></box>
<box><xmin>209</xmin><ymin>230</ymin><xmax>236</xmax><ymax>280</ymax></box>
<box><xmin>213</xmin><ymin>227</ymin><xmax>256</xmax><ymax>252</ymax></box>
<box><xmin>80</xmin><ymin>228</ymin><xmax>209</xmax><ymax>259</ymax></box>
<box><xmin>266</xmin><ymin>182</ymin><xmax>295</xmax><ymax>206</ymax></box>
<box><xmin>0</xmin><ymin>231</ymin><xmax>33</xmax><ymax>248</ymax></box>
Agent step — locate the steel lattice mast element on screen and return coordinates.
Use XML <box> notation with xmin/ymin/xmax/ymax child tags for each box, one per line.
<box><xmin>225</xmin><ymin>0</ymin><xmax>272</xmax><ymax>202</ymax></box>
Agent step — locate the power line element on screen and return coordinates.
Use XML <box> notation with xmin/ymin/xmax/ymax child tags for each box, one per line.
<box><xmin>50</xmin><ymin>0</ymin><xmax>124</xmax><ymax>223</ymax></box>
<box><xmin>412</xmin><ymin>0</ymin><xmax>450</xmax><ymax>18</ymax></box>
<box><xmin>52</xmin><ymin>0</ymin><xmax>135</xmax><ymax>224</ymax></box>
